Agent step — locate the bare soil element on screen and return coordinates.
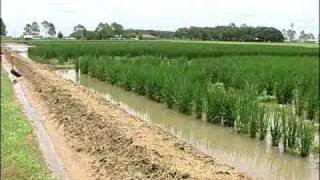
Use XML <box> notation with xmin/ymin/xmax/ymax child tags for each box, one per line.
<box><xmin>4</xmin><ymin>49</ymin><xmax>251</xmax><ymax>180</ymax></box>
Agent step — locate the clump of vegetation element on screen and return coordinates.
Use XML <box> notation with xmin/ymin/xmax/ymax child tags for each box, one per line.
<box><xmin>257</xmin><ymin>107</ymin><xmax>268</xmax><ymax>140</ymax></box>
<box><xmin>298</xmin><ymin>120</ymin><xmax>315</xmax><ymax>157</ymax></box>
<box><xmin>287</xmin><ymin>110</ymin><xmax>299</xmax><ymax>151</ymax></box>
<box><xmin>270</xmin><ymin>109</ymin><xmax>282</xmax><ymax>146</ymax></box>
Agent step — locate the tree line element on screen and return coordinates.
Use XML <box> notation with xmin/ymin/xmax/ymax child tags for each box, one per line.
<box><xmin>282</xmin><ymin>23</ymin><xmax>316</xmax><ymax>42</ymax></box>
<box><xmin>22</xmin><ymin>21</ymin><xmax>60</xmax><ymax>38</ymax></box>
<box><xmin>175</xmin><ymin>23</ymin><xmax>285</xmax><ymax>42</ymax></box>
<box><xmin>71</xmin><ymin>22</ymin><xmax>287</xmax><ymax>42</ymax></box>
<box><xmin>70</xmin><ymin>23</ymin><xmax>174</xmax><ymax>40</ymax></box>
<box><xmin>0</xmin><ymin>18</ymin><xmax>317</xmax><ymax>42</ymax></box>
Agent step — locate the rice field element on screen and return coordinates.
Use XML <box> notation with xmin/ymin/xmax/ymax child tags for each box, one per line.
<box><xmin>29</xmin><ymin>40</ymin><xmax>319</xmax><ymax>157</ymax></box>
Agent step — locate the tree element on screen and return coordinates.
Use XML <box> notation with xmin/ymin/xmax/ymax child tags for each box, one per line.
<box><xmin>306</xmin><ymin>33</ymin><xmax>315</xmax><ymax>40</ymax></box>
<box><xmin>255</xmin><ymin>27</ymin><xmax>284</xmax><ymax>42</ymax></box>
<box><xmin>174</xmin><ymin>25</ymin><xmax>284</xmax><ymax>42</ymax></box>
<box><xmin>299</xmin><ymin>30</ymin><xmax>307</xmax><ymax>41</ymax></box>
<box><xmin>282</xmin><ymin>29</ymin><xmax>288</xmax><ymax>40</ymax></box>
<box><xmin>24</xmin><ymin>24</ymin><xmax>33</xmax><ymax>35</ymax></box>
<box><xmin>41</xmin><ymin>21</ymin><xmax>50</xmax><ymax>36</ymax></box>
<box><xmin>240</xmin><ymin>23</ymin><xmax>248</xmax><ymax>28</ymax></box>
<box><xmin>175</xmin><ymin>28</ymin><xmax>189</xmax><ymax>39</ymax></box>
<box><xmin>41</xmin><ymin>21</ymin><xmax>56</xmax><ymax>37</ymax></box>
<box><xmin>71</xmin><ymin>24</ymin><xmax>86</xmax><ymax>39</ymax></box>
<box><xmin>95</xmin><ymin>22</ymin><xmax>112</xmax><ymax>39</ymax></box>
<box><xmin>228</xmin><ymin>22</ymin><xmax>236</xmax><ymax>28</ymax></box>
<box><xmin>58</xmin><ymin>31</ymin><xmax>63</xmax><ymax>39</ymax></box>
<box><xmin>287</xmin><ymin>23</ymin><xmax>296</xmax><ymax>41</ymax></box>
<box><xmin>110</xmin><ymin>22</ymin><xmax>124</xmax><ymax>36</ymax></box>
<box><xmin>48</xmin><ymin>23</ymin><xmax>56</xmax><ymax>36</ymax></box>
<box><xmin>1</xmin><ymin>18</ymin><xmax>7</xmax><ymax>36</ymax></box>
<box><xmin>86</xmin><ymin>31</ymin><xmax>99</xmax><ymax>40</ymax></box>
<box><xmin>31</xmin><ymin>22</ymin><xmax>40</xmax><ymax>35</ymax></box>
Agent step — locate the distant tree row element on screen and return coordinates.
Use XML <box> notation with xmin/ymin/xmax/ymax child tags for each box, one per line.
<box><xmin>125</xmin><ymin>29</ymin><xmax>174</xmax><ymax>39</ymax></box>
<box><xmin>23</xmin><ymin>21</ymin><xmax>59</xmax><ymax>37</ymax></box>
<box><xmin>70</xmin><ymin>22</ymin><xmax>175</xmax><ymax>40</ymax></box>
<box><xmin>71</xmin><ymin>22</ymin><xmax>125</xmax><ymax>40</ymax></box>
<box><xmin>15</xmin><ymin>20</ymin><xmax>317</xmax><ymax>42</ymax></box>
<box><xmin>175</xmin><ymin>23</ymin><xmax>285</xmax><ymax>42</ymax></box>
<box><xmin>282</xmin><ymin>23</ymin><xmax>316</xmax><ymax>42</ymax></box>
<box><xmin>71</xmin><ymin>22</ymin><xmax>285</xmax><ymax>42</ymax></box>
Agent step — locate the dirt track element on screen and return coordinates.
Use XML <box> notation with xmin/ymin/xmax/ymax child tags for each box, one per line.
<box><xmin>3</xmin><ymin>48</ymin><xmax>250</xmax><ymax>180</ymax></box>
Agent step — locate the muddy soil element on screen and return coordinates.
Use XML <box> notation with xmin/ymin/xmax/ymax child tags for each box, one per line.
<box><xmin>3</xmin><ymin>48</ymin><xmax>250</xmax><ymax>180</ymax></box>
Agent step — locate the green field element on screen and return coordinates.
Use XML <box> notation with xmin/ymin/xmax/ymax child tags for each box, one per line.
<box><xmin>1</xmin><ymin>71</ymin><xmax>53</xmax><ymax>179</ymax></box>
<box><xmin>29</xmin><ymin>40</ymin><xmax>319</xmax><ymax>156</ymax></box>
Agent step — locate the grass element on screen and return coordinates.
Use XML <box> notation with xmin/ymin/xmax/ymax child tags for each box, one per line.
<box><xmin>1</xmin><ymin>71</ymin><xmax>53</xmax><ymax>179</ymax></box>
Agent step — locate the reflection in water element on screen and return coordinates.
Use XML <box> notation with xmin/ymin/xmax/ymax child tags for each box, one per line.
<box><xmin>57</xmin><ymin>69</ymin><xmax>319</xmax><ymax>180</ymax></box>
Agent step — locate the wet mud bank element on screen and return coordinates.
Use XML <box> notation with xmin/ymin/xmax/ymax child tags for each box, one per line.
<box><xmin>3</xmin><ymin>49</ymin><xmax>250</xmax><ymax>179</ymax></box>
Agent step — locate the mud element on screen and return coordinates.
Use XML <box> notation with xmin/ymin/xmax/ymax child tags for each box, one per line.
<box><xmin>3</xmin><ymin>48</ymin><xmax>250</xmax><ymax>179</ymax></box>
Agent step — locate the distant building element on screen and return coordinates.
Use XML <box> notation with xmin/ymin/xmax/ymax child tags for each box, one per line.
<box><xmin>65</xmin><ymin>37</ymin><xmax>76</xmax><ymax>40</ymax></box>
<box><xmin>130</xmin><ymin>37</ymin><xmax>139</xmax><ymax>40</ymax></box>
<box><xmin>304</xmin><ymin>39</ymin><xmax>317</xmax><ymax>43</ymax></box>
<box><xmin>23</xmin><ymin>35</ymin><xmax>33</xmax><ymax>40</ymax></box>
<box><xmin>23</xmin><ymin>33</ymin><xmax>42</xmax><ymax>40</ymax></box>
<box><xmin>141</xmin><ymin>34</ymin><xmax>157</xmax><ymax>40</ymax></box>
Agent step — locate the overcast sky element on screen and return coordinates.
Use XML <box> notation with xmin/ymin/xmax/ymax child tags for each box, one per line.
<box><xmin>2</xmin><ymin>0</ymin><xmax>319</xmax><ymax>37</ymax></box>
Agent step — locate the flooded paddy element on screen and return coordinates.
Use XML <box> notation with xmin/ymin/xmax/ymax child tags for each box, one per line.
<box><xmin>57</xmin><ymin>68</ymin><xmax>319</xmax><ymax>180</ymax></box>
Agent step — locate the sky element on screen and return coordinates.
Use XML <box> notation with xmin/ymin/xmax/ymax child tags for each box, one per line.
<box><xmin>2</xmin><ymin>0</ymin><xmax>319</xmax><ymax>37</ymax></box>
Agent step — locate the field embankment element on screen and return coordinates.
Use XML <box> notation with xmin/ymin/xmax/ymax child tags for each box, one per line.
<box><xmin>1</xmin><ymin>70</ymin><xmax>53</xmax><ymax>179</ymax></box>
<box><xmin>3</xmin><ymin>48</ymin><xmax>249</xmax><ymax>179</ymax></box>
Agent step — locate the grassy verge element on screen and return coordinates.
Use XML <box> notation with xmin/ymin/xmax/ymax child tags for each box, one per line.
<box><xmin>1</xmin><ymin>71</ymin><xmax>53</xmax><ymax>179</ymax></box>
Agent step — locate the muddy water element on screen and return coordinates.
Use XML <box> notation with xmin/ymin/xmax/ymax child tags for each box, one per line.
<box><xmin>56</xmin><ymin>69</ymin><xmax>319</xmax><ymax>180</ymax></box>
<box><xmin>3</xmin><ymin>43</ymin><xmax>32</xmax><ymax>58</ymax></box>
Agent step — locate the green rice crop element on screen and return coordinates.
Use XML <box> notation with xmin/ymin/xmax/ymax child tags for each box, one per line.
<box><xmin>298</xmin><ymin>120</ymin><xmax>315</xmax><ymax>157</ymax></box>
<box><xmin>29</xmin><ymin>41</ymin><xmax>319</xmax><ymax>63</ymax></box>
<box><xmin>28</xmin><ymin>41</ymin><xmax>319</xmax><ymax>157</ymax></box>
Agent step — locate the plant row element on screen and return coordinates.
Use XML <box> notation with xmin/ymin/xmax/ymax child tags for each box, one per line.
<box><xmin>28</xmin><ymin>41</ymin><xmax>319</xmax><ymax>63</ymax></box>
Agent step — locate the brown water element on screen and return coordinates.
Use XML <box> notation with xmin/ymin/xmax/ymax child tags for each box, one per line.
<box><xmin>3</xmin><ymin>43</ymin><xmax>32</xmax><ymax>59</ymax></box>
<box><xmin>56</xmin><ymin>69</ymin><xmax>319</xmax><ymax>180</ymax></box>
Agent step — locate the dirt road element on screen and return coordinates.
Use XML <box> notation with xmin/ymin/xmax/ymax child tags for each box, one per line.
<box><xmin>3</xmin><ymin>48</ymin><xmax>250</xmax><ymax>179</ymax></box>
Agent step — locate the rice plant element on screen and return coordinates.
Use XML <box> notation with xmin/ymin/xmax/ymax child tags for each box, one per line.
<box><xmin>298</xmin><ymin>120</ymin><xmax>315</xmax><ymax>157</ymax></box>
<box><xmin>270</xmin><ymin>109</ymin><xmax>282</xmax><ymax>147</ymax></box>
<box><xmin>281</xmin><ymin>109</ymin><xmax>289</xmax><ymax>151</ymax></box>
<box><xmin>258</xmin><ymin>107</ymin><xmax>268</xmax><ymax>141</ymax></box>
<box><xmin>287</xmin><ymin>110</ymin><xmax>299</xmax><ymax>151</ymax></box>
